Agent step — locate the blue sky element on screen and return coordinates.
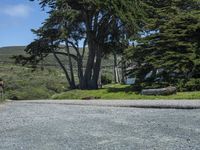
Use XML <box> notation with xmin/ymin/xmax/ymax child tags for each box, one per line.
<box><xmin>0</xmin><ymin>0</ymin><xmax>48</xmax><ymax>47</ymax></box>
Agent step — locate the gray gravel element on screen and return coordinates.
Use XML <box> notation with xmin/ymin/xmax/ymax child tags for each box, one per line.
<box><xmin>0</xmin><ymin>101</ymin><xmax>200</xmax><ymax>150</ymax></box>
<box><xmin>15</xmin><ymin>99</ymin><xmax>200</xmax><ymax>109</ymax></box>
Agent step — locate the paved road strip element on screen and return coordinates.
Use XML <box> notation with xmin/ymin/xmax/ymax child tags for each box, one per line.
<box><xmin>1</xmin><ymin>101</ymin><xmax>200</xmax><ymax>150</ymax></box>
<box><xmin>7</xmin><ymin>100</ymin><xmax>200</xmax><ymax>109</ymax></box>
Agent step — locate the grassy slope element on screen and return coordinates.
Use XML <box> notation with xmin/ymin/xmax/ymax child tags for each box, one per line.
<box><xmin>0</xmin><ymin>46</ymin><xmax>26</xmax><ymax>55</ymax></box>
<box><xmin>0</xmin><ymin>46</ymin><xmax>26</xmax><ymax>62</ymax></box>
<box><xmin>0</xmin><ymin>46</ymin><xmax>113</xmax><ymax>100</ymax></box>
<box><xmin>52</xmin><ymin>84</ymin><xmax>200</xmax><ymax>100</ymax></box>
<box><xmin>0</xmin><ymin>46</ymin><xmax>114</xmax><ymax>66</ymax></box>
<box><xmin>0</xmin><ymin>64</ymin><xmax>68</xmax><ymax>100</ymax></box>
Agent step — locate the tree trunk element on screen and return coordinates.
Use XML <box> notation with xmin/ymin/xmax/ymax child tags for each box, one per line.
<box><xmin>66</xmin><ymin>42</ymin><xmax>76</xmax><ymax>88</ymax></box>
<box><xmin>91</xmin><ymin>45</ymin><xmax>102</xmax><ymax>89</ymax></box>
<box><xmin>121</xmin><ymin>56</ymin><xmax>126</xmax><ymax>84</ymax></box>
<box><xmin>77</xmin><ymin>57</ymin><xmax>84</xmax><ymax>89</ymax></box>
<box><xmin>83</xmin><ymin>34</ymin><xmax>96</xmax><ymax>89</ymax></box>
<box><xmin>141</xmin><ymin>86</ymin><xmax>177</xmax><ymax>96</ymax></box>
<box><xmin>52</xmin><ymin>49</ymin><xmax>76</xmax><ymax>89</ymax></box>
<box><xmin>82</xmin><ymin>13</ymin><xmax>103</xmax><ymax>90</ymax></box>
<box><xmin>113</xmin><ymin>51</ymin><xmax>118</xmax><ymax>83</ymax></box>
<box><xmin>82</xmin><ymin>41</ymin><xmax>102</xmax><ymax>89</ymax></box>
<box><xmin>79</xmin><ymin>39</ymin><xmax>87</xmax><ymax>89</ymax></box>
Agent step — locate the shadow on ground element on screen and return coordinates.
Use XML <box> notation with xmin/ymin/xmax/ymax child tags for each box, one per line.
<box><xmin>106</xmin><ymin>86</ymin><xmax>136</xmax><ymax>93</ymax></box>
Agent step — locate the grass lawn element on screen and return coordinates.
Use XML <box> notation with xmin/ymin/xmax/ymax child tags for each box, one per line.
<box><xmin>52</xmin><ymin>84</ymin><xmax>200</xmax><ymax>100</ymax></box>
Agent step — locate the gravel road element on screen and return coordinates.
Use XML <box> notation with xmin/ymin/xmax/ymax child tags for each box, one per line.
<box><xmin>0</xmin><ymin>101</ymin><xmax>200</xmax><ymax>150</ymax></box>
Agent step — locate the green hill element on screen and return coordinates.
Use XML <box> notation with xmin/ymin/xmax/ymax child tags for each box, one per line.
<box><xmin>0</xmin><ymin>46</ymin><xmax>114</xmax><ymax>100</ymax></box>
<box><xmin>0</xmin><ymin>46</ymin><xmax>26</xmax><ymax>63</ymax></box>
<box><xmin>0</xmin><ymin>46</ymin><xmax>114</xmax><ymax>67</ymax></box>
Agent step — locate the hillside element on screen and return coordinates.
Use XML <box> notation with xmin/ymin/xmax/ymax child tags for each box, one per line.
<box><xmin>0</xmin><ymin>46</ymin><xmax>26</xmax><ymax>63</ymax></box>
<box><xmin>0</xmin><ymin>46</ymin><xmax>114</xmax><ymax>100</ymax></box>
<box><xmin>0</xmin><ymin>46</ymin><xmax>26</xmax><ymax>54</ymax></box>
<box><xmin>0</xmin><ymin>46</ymin><xmax>115</xmax><ymax>80</ymax></box>
<box><xmin>0</xmin><ymin>46</ymin><xmax>75</xmax><ymax>65</ymax></box>
<box><xmin>0</xmin><ymin>46</ymin><xmax>114</xmax><ymax>68</ymax></box>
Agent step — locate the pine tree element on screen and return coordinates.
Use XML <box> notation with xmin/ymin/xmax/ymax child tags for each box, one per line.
<box><xmin>126</xmin><ymin>0</ymin><xmax>200</xmax><ymax>88</ymax></box>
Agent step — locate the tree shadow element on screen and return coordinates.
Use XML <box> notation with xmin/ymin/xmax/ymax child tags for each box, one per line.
<box><xmin>106</xmin><ymin>85</ymin><xmax>135</xmax><ymax>93</ymax></box>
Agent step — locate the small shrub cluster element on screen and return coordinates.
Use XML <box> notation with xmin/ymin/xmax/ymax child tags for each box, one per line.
<box><xmin>6</xmin><ymin>87</ymin><xmax>51</xmax><ymax>100</ymax></box>
<box><xmin>185</xmin><ymin>79</ymin><xmax>200</xmax><ymax>91</ymax></box>
<box><xmin>178</xmin><ymin>78</ymin><xmax>200</xmax><ymax>92</ymax></box>
<box><xmin>134</xmin><ymin>78</ymin><xmax>200</xmax><ymax>92</ymax></box>
<box><xmin>101</xmin><ymin>74</ymin><xmax>112</xmax><ymax>85</ymax></box>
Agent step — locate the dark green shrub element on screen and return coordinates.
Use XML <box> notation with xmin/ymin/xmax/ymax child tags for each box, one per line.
<box><xmin>184</xmin><ymin>78</ymin><xmax>200</xmax><ymax>91</ymax></box>
<box><xmin>131</xmin><ymin>83</ymin><xmax>143</xmax><ymax>92</ymax></box>
<box><xmin>7</xmin><ymin>87</ymin><xmax>51</xmax><ymax>100</ymax></box>
<box><xmin>101</xmin><ymin>74</ymin><xmax>112</xmax><ymax>85</ymax></box>
<box><xmin>45</xmin><ymin>80</ymin><xmax>66</xmax><ymax>93</ymax></box>
<box><xmin>176</xmin><ymin>78</ymin><xmax>200</xmax><ymax>92</ymax></box>
<box><xmin>176</xmin><ymin>79</ymin><xmax>187</xmax><ymax>92</ymax></box>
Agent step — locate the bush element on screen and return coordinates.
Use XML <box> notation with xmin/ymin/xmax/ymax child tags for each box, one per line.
<box><xmin>45</xmin><ymin>80</ymin><xmax>66</xmax><ymax>93</ymax></box>
<box><xmin>131</xmin><ymin>83</ymin><xmax>143</xmax><ymax>92</ymax></box>
<box><xmin>101</xmin><ymin>74</ymin><xmax>112</xmax><ymax>85</ymax></box>
<box><xmin>184</xmin><ymin>78</ymin><xmax>200</xmax><ymax>91</ymax></box>
<box><xmin>6</xmin><ymin>87</ymin><xmax>51</xmax><ymax>100</ymax></box>
<box><xmin>176</xmin><ymin>79</ymin><xmax>187</xmax><ymax>92</ymax></box>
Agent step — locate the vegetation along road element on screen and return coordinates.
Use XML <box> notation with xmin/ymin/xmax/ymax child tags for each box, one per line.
<box><xmin>0</xmin><ymin>100</ymin><xmax>200</xmax><ymax>150</ymax></box>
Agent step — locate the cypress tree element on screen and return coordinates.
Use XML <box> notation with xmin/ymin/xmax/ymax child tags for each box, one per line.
<box><xmin>24</xmin><ymin>0</ymin><xmax>144</xmax><ymax>89</ymax></box>
<box><xmin>126</xmin><ymin>0</ymin><xmax>200</xmax><ymax>89</ymax></box>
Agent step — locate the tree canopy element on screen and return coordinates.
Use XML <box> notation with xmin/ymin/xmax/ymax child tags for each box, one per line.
<box><xmin>12</xmin><ymin>0</ymin><xmax>200</xmax><ymax>92</ymax></box>
<box><xmin>126</xmin><ymin>0</ymin><xmax>200</xmax><ymax>90</ymax></box>
<box><xmin>22</xmin><ymin>0</ymin><xmax>144</xmax><ymax>89</ymax></box>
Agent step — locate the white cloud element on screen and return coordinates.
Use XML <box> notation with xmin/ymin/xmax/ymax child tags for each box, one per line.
<box><xmin>1</xmin><ymin>4</ymin><xmax>32</xmax><ymax>17</ymax></box>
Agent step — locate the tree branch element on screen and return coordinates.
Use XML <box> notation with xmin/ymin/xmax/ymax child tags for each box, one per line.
<box><xmin>53</xmin><ymin>51</ymin><xmax>78</xmax><ymax>62</ymax></box>
<box><xmin>67</xmin><ymin>40</ymin><xmax>81</xmax><ymax>57</ymax></box>
<box><xmin>51</xmin><ymin>48</ymin><xmax>72</xmax><ymax>87</ymax></box>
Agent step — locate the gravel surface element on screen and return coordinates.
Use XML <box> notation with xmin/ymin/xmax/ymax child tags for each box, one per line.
<box><xmin>0</xmin><ymin>101</ymin><xmax>200</xmax><ymax>150</ymax></box>
<box><xmin>16</xmin><ymin>99</ymin><xmax>200</xmax><ymax>109</ymax></box>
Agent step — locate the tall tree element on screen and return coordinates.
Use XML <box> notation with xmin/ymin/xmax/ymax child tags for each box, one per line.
<box><xmin>24</xmin><ymin>0</ymin><xmax>144</xmax><ymax>89</ymax></box>
<box><xmin>126</xmin><ymin>0</ymin><xmax>200</xmax><ymax>87</ymax></box>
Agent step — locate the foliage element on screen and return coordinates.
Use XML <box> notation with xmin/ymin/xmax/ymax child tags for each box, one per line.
<box><xmin>178</xmin><ymin>78</ymin><xmax>200</xmax><ymax>92</ymax></box>
<box><xmin>184</xmin><ymin>79</ymin><xmax>200</xmax><ymax>92</ymax></box>
<box><xmin>101</xmin><ymin>74</ymin><xmax>112</xmax><ymax>85</ymax></box>
<box><xmin>19</xmin><ymin>0</ymin><xmax>144</xmax><ymax>90</ymax></box>
<box><xmin>126</xmin><ymin>0</ymin><xmax>200</xmax><ymax>91</ymax></box>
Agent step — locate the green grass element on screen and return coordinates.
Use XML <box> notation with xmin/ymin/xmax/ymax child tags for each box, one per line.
<box><xmin>52</xmin><ymin>84</ymin><xmax>200</xmax><ymax>100</ymax></box>
<box><xmin>0</xmin><ymin>64</ymin><xmax>68</xmax><ymax>100</ymax></box>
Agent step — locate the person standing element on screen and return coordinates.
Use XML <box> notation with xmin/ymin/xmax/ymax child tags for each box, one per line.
<box><xmin>0</xmin><ymin>78</ymin><xmax>4</xmax><ymax>100</ymax></box>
